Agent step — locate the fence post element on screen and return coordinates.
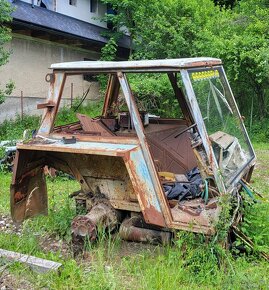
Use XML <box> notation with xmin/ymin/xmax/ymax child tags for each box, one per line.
<box><xmin>71</xmin><ymin>83</ymin><xmax>74</xmax><ymax>107</ymax></box>
<box><xmin>20</xmin><ymin>90</ymin><xmax>24</xmax><ymax>119</ymax></box>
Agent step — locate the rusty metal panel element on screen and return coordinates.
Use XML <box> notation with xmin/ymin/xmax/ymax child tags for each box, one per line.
<box><xmin>102</xmin><ymin>74</ymin><xmax>120</xmax><ymax>117</ymax></box>
<box><xmin>168</xmin><ymin>73</ymin><xmax>194</xmax><ymax>125</ymax></box>
<box><xmin>209</xmin><ymin>131</ymin><xmax>235</xmax><ymax>150</ymax></box>
<box><xmin>125</xmin><ymin>147</ymin><xmax>167</xmax><ymax>227</ymax></box>
<box><xmin>51</xmin><ymin>58</ymin><xmax>222</xmax><ymax>73</ymax></box>
<box><xmin>146</xmin><ymin>126</ymin><xmax>197</xmax><ymax>174</ymax></box>
<box><xmin>63</xmin><ymin>153</ymin><xmax>136</xmax><ymax>201</ymax></box>
<box><xmin>76</xmin><ymin>114</ymin><xmax>114</xmax><ymax>137</ymax></box>
<box><xmin>17</xmin><ymin>139</ymin><xmax>139</xmax><ymax>157</ymax></box>
<box><xmin>170</xmin><ymin>197</ymin><xmax>221</xmax><ymax>234</ymax></box>
<box><xmin>11</xmin><ymin>150</ymin><xmax>47</xmax><ymax>223</ymax></box>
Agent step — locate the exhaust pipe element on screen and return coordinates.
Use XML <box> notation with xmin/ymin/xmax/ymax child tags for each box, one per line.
<box><xmin>119</xmin><ymin>216</ymin><xmax>171</xmax><ymax>244</ymax></box>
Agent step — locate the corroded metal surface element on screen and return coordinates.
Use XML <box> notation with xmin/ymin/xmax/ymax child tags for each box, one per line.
<box><xmin>146</xmin><ymin>125</ymin><xmax>197</xmax><ymax>173</ymax></box>
<box><xmin>119</xmin><ymin>216</ymin><xmax>171</xmax><ymax>244</ymax></box>
<box><xmin>10</xmin><ymin>58</ymin><xmax>256</xmax><ymax>238</ymax></box>
<box><xmin>71</xmin><ymin>201</ymin><xmax>120</xmax><ymax>240</ymax></box>
<box><xmin>11</xmin><ymin>150</ymin><xmax>48</xmax><ymax>223</ymax></box>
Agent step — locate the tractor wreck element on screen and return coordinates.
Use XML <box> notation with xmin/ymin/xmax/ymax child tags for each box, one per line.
<box><xmin>10</xmin><ymin>58</ymin><xmax>256</xmax><ymax>244</ymax></box>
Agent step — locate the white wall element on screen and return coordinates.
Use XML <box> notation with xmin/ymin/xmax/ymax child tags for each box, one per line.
<box><xmin>56</xmin><ymin>0</ymin><xmax>107</xmax><ymax>28</ymax></box>
<box><xmin>20</xmin><ymin>0</ymin><xmax>107</xmax><ymax>28</ymax></box>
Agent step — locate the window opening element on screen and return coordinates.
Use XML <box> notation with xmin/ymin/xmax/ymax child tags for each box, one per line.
<box><xmin>90</xmin><ymin>0</ymin><xmax>98</xmax><ymax>13</ymax></box>
<box><xmin>69</xmin><ymin>0</ymin><xmax>77</xmax><ymax>7</ymax></box>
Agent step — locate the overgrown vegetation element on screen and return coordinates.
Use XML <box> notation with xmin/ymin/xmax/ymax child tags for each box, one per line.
<box><xmin>101</xmin><ymin>0</ymin><xmax>269</xmax><ymax>133</ymax></box>
<box><xmin>0</xmin><ymin>0</ymin><xmax>14</xmax><ymax>104</ymax></box>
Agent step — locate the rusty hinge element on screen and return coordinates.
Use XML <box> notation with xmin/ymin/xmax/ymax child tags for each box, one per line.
<box><xmin>37</xmin><ymin>101</ymin><xmax>55</xmax><ymax>110</ymax></box>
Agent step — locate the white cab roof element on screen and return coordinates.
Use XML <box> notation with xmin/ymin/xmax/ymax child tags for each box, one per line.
<box><xmin>51</xmin><ymin>57</ymin><xmax>222</xmax><ymax>72</ymax></box>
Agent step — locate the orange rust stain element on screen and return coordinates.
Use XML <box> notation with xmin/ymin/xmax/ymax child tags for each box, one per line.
<box><xmin>14</xmin><ymin>191</ymin><xmax>26</xmax><ymax>203</ymax></box>
<box><xmin>144</xmin><ymin>205</ymin><xmax>166</xmax><ymax>227</ymax></box>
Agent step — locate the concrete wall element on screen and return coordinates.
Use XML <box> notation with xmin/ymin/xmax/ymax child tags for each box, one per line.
<box><xmin>0</xmin><ymin>34</ymin><xmax>101</xmax><ymax>123</ymax></box>
<box><xmin>0</xmin><ymin>96</ymin><xmax>72</xmax><ymax>123</ymax></box>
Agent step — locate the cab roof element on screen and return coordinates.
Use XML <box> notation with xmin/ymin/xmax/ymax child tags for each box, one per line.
<box><xmin>50</xmin><ymin>57</ymin><xmax>222</xmax><ymax>73</ymax></box>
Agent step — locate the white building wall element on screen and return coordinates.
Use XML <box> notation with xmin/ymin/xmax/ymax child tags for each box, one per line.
<box><xmin>19</xmin><ymin>0</ymin><xmax>107</xmax><ymax>28</ymax></box>
<box><xmin>56</xmin><ymin>0</ymin><xmax>107</xmax><ymax>28</ymax></box>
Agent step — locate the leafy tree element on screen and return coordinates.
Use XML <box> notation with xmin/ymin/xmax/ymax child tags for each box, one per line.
<box><xmin>0</xmin><ymin>0</ymin><xmax>14</xmax><ymax>105</ymax></box>
<box><xmin>198</xmin><ymin>0</ymin><xmax>269</xmax><ymax>119</ymax></box>
<box><xmin>101</xmin><ymin>0</ymin><xmax>215</xmax><ymax>60</ymax></box>
<box><xmin>101</xmin><ymin>0</ymin><xmax>269</xmax><ymax>121</ymax></box>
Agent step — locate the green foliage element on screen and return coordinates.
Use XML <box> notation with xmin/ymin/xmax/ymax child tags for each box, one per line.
<box><xmin>54</xmin><ymin>100</ymin><xmax>103</xmax><ymax>126</ymax></box>
<box><xmin>0</xmin><ymin>80</ymin><xmax>15</xmax><ymax>105</ymax></box>
<box><xmin>0</xmin><ymin>114</ymin><xmax>40</xmax><ymax>141</ymax></box>
<box><xmin>0</xmin><ymin>0</ymin><xmax>14</xmax><ymax>104</ymax></box>
<box><xmin>247</xmin><ymin>120</ymin><xmax>269</xmax><ymax>143</ymax></box>
<box><xmin>127</xmin><ymin>73</ymin><xmax>181</xmax><ymax>117</ymax></box>
<box><xmin>100</xmin><ymin>37</ymin><xmax>118</xmax><ymax>61</ymax></box>
<box><xmin>196</xmin><ymin>0</ymin><xmax>269</xmax><ymax>120</ymax></box>
<box><xmin>100</xmin><ymin>0</ymin><xmax>269</xmax><ymax>124</ymax></box>
<box><xmin>238</xmin><ymin>147</ymin><xmax>269</xmax><ymax>255</ymax></box>
<box><xmin>0</xmin><ymin>147</ymin><xmax>5</xmax><ymax>160</ymax></box>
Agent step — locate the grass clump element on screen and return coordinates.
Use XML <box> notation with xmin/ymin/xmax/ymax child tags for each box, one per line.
<box><xmin>0</xmin><ymin>114</ymin><xmax>40</xmax><ymax>141</ymax></box>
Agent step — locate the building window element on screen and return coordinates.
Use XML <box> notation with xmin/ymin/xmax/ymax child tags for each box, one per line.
<box><xmin>69</xmin><ymin>0</ymin><xmax>77</xmax><ymax>6</ymax></box>
<box><xmin>90</xmin><ymin>0</ymin><xmax>98</xmax><ymax>13</ymax></box>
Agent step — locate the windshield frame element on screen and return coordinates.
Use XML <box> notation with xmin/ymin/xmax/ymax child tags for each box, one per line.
<box><xmin>181</xmin><ymin>66</ymin><xmax>255</xmax><ymax>191</ymax></box>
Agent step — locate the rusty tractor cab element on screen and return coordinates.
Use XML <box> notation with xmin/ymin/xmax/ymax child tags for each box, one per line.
<box><xmin>11</xmin><ymin>58</ymin><xmax>256</xmax><ymax>243</ymax></box>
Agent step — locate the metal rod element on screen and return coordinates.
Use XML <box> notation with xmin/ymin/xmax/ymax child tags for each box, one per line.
<box><xmin>174</xmin><ymin>123</ymin><xmax>197</xmax><ymax>138</ymax></box>
<box><xmin>20</xmin><ymin>91</ymin><xmax>24</xmax><ymax>119</ymax></box>
<box><xmin>71</xmin><ymin>82</ymin><xmax>74</xmax><ymax>107</ymax></box>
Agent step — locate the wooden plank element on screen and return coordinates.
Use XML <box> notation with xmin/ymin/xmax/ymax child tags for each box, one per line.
<box><xmin>0</xmin><ymin>249</ymin><xmax>62</xmax><ymax>273</ymax></box>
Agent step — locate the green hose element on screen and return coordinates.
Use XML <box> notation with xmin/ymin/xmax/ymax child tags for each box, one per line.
<box><xmin>239</xmin><ymin>180</ymin><xmax>256</xmax><ymax>202</ymax></box>
<box><xmin>202</xmin><ymin>179</ymin><xmax>209</xmax><ymax>204</ymax></box>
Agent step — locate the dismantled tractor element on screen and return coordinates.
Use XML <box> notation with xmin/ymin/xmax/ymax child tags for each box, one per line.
<box><xmin>10</xmin><ymin>58</ymin><xmax>256</xmax><ymax>244</ymax></box>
